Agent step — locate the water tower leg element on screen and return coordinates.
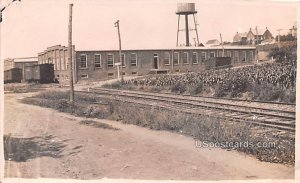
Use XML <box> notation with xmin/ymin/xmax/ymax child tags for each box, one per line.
<box><xmin>176</xmin><ymin>15</ymin><xmax>180</xmax><ymax>47</ymax></box>
<box><xmin>193</xmin><ymin>14</ymin><xmax>199</xmax><ymax>46</ymax></box>
<box><xmin>185</xmin><ymin>14</ymin><xmax>189</xmax><ymax>46</ymax></box>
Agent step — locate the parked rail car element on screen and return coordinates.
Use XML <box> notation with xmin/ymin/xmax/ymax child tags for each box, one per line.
<box><xmin>205</xmin><ymin>57</ymin><xmax>232</xmax><ymax>70</ymax></box>
<box><xmin>35</xmin><ymin>64</ymin><xmax>55</xmax><ymax>83</ymax></box>
<box><xmin>4</xmin><ymin>68</ymin><xmax>23</xmax><ymax>83</ymax></box>
<box><xmin>24</xmin><ymin>63</ymin><xmax>55</xmax><ymax>83</ymax></box>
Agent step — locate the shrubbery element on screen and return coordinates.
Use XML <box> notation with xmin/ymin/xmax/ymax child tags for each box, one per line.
<box><xmin>104</xmin><ymin>61</ymin><xmax>296</xmax><ymax>103</ymax></box>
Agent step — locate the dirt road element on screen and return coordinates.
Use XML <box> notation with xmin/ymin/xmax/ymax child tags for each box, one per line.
<box><xmin>4</xmin><ymin>92</ymin><xmax>294</xmax><ymax>180</ymax></box>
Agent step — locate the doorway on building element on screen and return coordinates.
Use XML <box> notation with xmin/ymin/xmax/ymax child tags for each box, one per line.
<box><xmin>153</xmin><ymin>53</ymin><xmax>159</xmax><ymax>69</ymax></box>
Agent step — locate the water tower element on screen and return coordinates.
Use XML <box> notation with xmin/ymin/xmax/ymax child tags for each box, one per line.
<box><xmin>176</xmin><ymin>3</ymin><xmax>199</xmax><ymax>47</ymax></box>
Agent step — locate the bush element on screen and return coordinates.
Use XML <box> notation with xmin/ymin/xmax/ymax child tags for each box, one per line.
<box><xmin>188</xmin><ymin>83</ymin><xmax>203</xmax><ymax>95</ymax></box>
<box><xmin>171</xmin><ymin>82</ymin><xmax>186</xmax><ymax>94</ymax></box>
<box><xmin>213</xmin><ymin>85</ymin><xmax>226</xmax><ymax>97</ymax></box>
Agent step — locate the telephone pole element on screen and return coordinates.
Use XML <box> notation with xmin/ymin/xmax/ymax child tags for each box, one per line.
<box><xmin>115</xmin><ymin>20</ymin><xmax>124</xmax><ymax>83</ymax></box>
<box><xmin>68</xmin><ymin>4</ymin><xmax>74</xmax><ymax>103</ymax></box>
<box><xmin>0</xmin><ymin>0</ymin><xmax>21</xmax><ymax>23</ymax></box>
<box><xmin>219</xmin><ymin>33</ymin><xmax>224</xmax><ymax>57</ymax></box>
<box><xmin>255</xmin><ymin>26</ymin><xmax>258</xmax><ymax>45</ymax></box>
<box><xmin>276</xmin><ymin>29</ymin><xmax>282</xmax><ymax>48</ymax></box>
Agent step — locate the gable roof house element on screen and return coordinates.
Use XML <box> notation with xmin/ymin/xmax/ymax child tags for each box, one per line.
<box><xmin>233</xmin><ymin>32</ymin><xmax>248</xmax><ymax>45</ymax></box>
<box><xmin>263</xmin><ymin>27</ymin><xmax>274</xmax><ymax>40</ymax></box>
<box><xmin>205</xmin><ymin>39</ymin><xmax>220</xmax><ymax>47</ymax></box>
<box><xmin>247</xmin><ymin>28</ymin><xmax>264</xmax><ymax>45</ymax></box>
<box><xmin>247</xmin><ymin>27</ymin><xmax>274</xmax><ymax>45</ymax></box>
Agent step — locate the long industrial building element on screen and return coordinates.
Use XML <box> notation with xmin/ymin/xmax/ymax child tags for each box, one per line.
<box><xmin>37</xmin><ymin>45</ymin><xmax>257</xmax><ymax>83</ymax></box>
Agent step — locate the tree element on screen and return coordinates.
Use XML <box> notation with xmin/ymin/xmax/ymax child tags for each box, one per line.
<box><xmin>268</xmin><ymin>44</ymin><xmax>297</xmax><ymax>63</ymax></box>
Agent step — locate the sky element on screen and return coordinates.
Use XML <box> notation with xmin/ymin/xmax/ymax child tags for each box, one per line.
<box><xmin>0</xmin><ymin>0</ymin><xmax>298</xmax><ymax>58</ymax></box>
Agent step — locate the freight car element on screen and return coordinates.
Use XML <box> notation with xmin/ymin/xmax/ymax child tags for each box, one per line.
<box><xmin>4</xmin><ymin>68</ymin><xmax>23</xmax><ymax>83</ymax></box>
<box><xmin>204</xmin><ymin>57</ymin><xmax>232</xmax><ymax>70</ymax></box>
<box><xmin>24</xmin><ymin>63</ymin><xmax>55</xmax><ymax>83</ymax></box>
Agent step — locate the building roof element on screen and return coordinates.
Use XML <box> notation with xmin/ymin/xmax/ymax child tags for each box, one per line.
<box><xmin>76</xmin><ymin>45</ymin><xmax>256</xmax><ymax>52</ymax></box>
<box><xmin>249</xmin><ymin>28</ymin><xmax>264</xmax><ymax>36</ymax></box>
<box><xmin>236</xmin><ymin>32</ymin><xmax>247</xmax><ymax>37</ymax></box>
<box><xmin>205</xmin><ymin>39</ymin><xmax>220</xmax><ymax>45</ymax></box>
<box><xmin>13</xmin><ymin>57</ymin><xmax>38</xmax><ymax>63</ymax></box>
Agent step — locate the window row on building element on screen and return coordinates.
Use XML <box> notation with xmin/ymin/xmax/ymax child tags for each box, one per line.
<box><xmin>79</xmin><ymin>53</ymin><xmax>138</xmax><ymax>69</ymax></box>
<box><xmin>78</xmin><ymin>50</ymin><xmax>255</xmax><ymax>69</ymax></box>
<box><xmin>163</xmin><ymin>50</ymin><xmax>254</xmax><ymax>65</ymax></box>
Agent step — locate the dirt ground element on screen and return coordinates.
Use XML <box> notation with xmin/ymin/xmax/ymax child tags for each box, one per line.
<box><xmin>3</xmin><ymin>92</ymin><xmax>294</xmax><ymax>180</ymax></box>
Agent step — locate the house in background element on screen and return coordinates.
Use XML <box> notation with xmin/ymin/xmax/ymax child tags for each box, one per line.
<box><xmin>205</xmin><ymin>39</ymin><xmax>220</xmax><ymax>47</ymax></box>
<box><xmin>246</xmin><ymin>27</ymin><xmax>274</xmax><ymax>45</ymax></box>
<box><xmin>289</xmin><ymin>25</ymin><xmax>297</xmax><ymax>38</ymax></box>
<box><xmin>247</xmin><ymin>28</ymin><xmax>264</xmax><ymax>45</ymax></box>
<box><xmin>233</xmin><ymin>32</ymin><xmax>248</xmax><ymax>45</ymax></box>
<box><xmin>263</xmin><ymin>27</ymin><xmax>274</xmax><ymax>40</ymax></box>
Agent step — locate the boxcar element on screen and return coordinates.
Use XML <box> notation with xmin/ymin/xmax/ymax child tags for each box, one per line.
<box><xmin>4</xmin><ymin>68</ymin><xmax>23</xmax><ymax>83</ymax></box>
<box><xmin>205</xmin><ymin>57</ymin><xmax>232</xmax><ymax>70</ymax></box>
<box><xmin>24</xmin><ymin>65</ymin><xmax>35</xmax><ymax>82</ymax></box>
<box><xmin>33</xmin><ymin>64</ymin><xmax>54</xmax><ymax>83</ymax></box>
<box><xmin>24</xmin><ymin>63</ymin><xmax>54</xmax><ymax>83</ymax></box>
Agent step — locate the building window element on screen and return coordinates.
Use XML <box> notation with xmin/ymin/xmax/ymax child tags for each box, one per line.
<box><xmin>64</xmin><ymin>50</ymin><xmax>68</xmax><ymax>69</ymax></box>
<box><xmin>249</xmin><ymin>51</ymin><xmax>254</xmax><ymax>61</ymax></box>
<box><xmin>173</xmin><ymin>52</ymin><xmax>179</xmax><ymax>65</ymax></box>
<box><xmin>61</xmin><ymin>56</ymin><xmax>65</xmax><ymax>71</ymax></box>
<box><xmin>56</xmin><ymin>58</ymin><xmax>60</xmax><ymax>71</ymax></box>
<box><xmin>201</xmin><ymin>52</ymin><xmax>206</xmax><ymax>62</ymax></box>
<box><xmin>121</xmin><ymin>53</ymin><xmax>126</xmax><ymax>67</ymax></box>
<box><xmin>130</xmin><ymin>53</ymin><xmax>137</xmax><ymax>66</ymax></box>
<box><xmin>80</xmin><ymin>54</ymin><xmax>87</xmax><ymax>68</ymax></box>
<box><xmin>164</xmin><ymin>52</ymin><xmax>170</xmax><ymax>65</ymax></box>
<box><xmin>210</xmin><ymin>51</ymin><xmax>215</xmax><ymax>58</ymax></box>
<box><xmin>132</xmin><ymin>71</ymin><xmax>138</xmax><ymax>75</ymax></box>
<box><xmin>107</xmin><ymin>54</ymin><xmax>114</xmax><ymax>68</ymax></box>
<box><xmin>66</xmin><ymin>58</ymin><xmax>69</xmax><ymax>69</ymax></box>
<box><xmin>175</xmin><ymin>69</ymin><xmax>180</xmax><ymax>73</ymax></box>
<box><xmin>234</xmin><ymin>51</ymin><xmax>239</xmax><ymax>63</ymax></box>
<box><xmin>192</xmin><ymin>52</ymin><xmax>198</xmax><ymax>64</ymax></box>
<box><xmin>242</xmin><ymin>51</ymin><xmax>246</xmax><ymax>62</ymax></box>
<box><xmin>94</xmin><ymin>54</ymin><xmax>101</xmax><ymax>68</ymax></box>
<box><xmin>226</xmin><ymin>51</ymin><xmax>231</xmax><ymax>57</ymax></box>
<box><xmin>218</xmin><ymin>51</ymin><xmax>224</xmax><ymax>57</ymax></box>
<box><xmin>183</xmin><ymin>52</ymin><xmax>189</xmax><ymax>64</ymax></box>
<box><xmin>48</xmin><ymin>58</ymin><xmax>52</xmax><ymax>64</ymax></box>
<box><xmin>81</xmin><ymin>74</ymin><xmax>88</xmax><ymax>79</ymax></box>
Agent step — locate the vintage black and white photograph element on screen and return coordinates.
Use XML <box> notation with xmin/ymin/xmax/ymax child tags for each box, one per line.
<box><xmin>0</xmin><ymin>0</ymin><xmax>298</xmax><ymax>182</ymax></box>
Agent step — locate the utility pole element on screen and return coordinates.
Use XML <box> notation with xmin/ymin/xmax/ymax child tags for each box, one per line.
<box><xmin>68</xmin><ymin>4</ymin><xmax>74</xmax><ymax>104</ymax></box>
<box><xmin>219</xmin><ymin>33</ymin><xmax>224</xmax><ymax>57</ymax></box>
<box><xmin>276</xmin><ymin>29</ymin><xmax>282</xmax><ymax>48</ymax></box>
<box><xmin>0</xmin><ymin>0</ymin><xmax>21</xmax><ymax>23</ymax></box>
<box><xmin>192</xmin><ymin>14</ymin><xmax>199</xmax><ymax>46</ymax></box>
<box><xmin>115</xmin><ymin>20</ymin><xmax>123</xmax><ymax>83</ymax></box>
<box><xmin>193</xmin><ymin>38</ymin><xmax>197</xmax><ymax>47</ymax></box>
<box><xmin>255</xmin><ymin>26</ymin><xmax>258</xmax><ymax>45</ymax></box>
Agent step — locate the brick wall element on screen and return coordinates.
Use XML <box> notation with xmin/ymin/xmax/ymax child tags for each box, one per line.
<box><xmin>75</xmin><ymin>48</ymin><xmax>257</xmax><ymax>82</ymax></box>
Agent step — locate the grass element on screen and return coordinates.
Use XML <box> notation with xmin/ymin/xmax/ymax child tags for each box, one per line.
<box><xmin>22</xmin><ymin>90</ymin><xmax>295</xmax><ymax>165</ymax></box>
<box><xmin>4</xmin><ymin>83</ymin><xmax>41</xmax><ymax>93</ymax></box>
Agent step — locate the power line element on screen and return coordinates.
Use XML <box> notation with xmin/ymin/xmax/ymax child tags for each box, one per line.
<box><xmin>0</xmin><ymin>0</ymin><xmax>21</xmax><ymax>23</ymax></box>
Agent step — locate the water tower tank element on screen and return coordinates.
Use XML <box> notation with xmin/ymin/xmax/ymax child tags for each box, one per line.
<box><xmin>176</xmin><ymin>3</ymin><xmax>197</xmax><ymax>15</ymax></box>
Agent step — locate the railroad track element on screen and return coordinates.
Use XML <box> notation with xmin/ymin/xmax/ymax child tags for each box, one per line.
<box><xmin>79</xmin><ymin>88</ymin><xmax>296</xmax><ymax>132</ymax></box>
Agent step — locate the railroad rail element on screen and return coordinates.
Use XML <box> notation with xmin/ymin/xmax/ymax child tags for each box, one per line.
<box><xmin>79</xmin><ymin>88</ymin><xmax>296</xmax><ymax>132</ymax></box>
